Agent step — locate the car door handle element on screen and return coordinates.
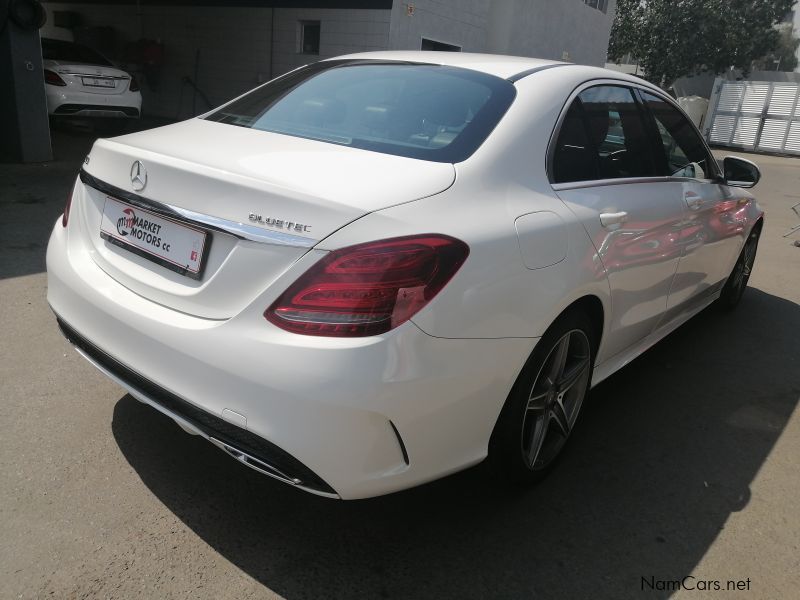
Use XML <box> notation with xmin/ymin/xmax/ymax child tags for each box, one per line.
<box><xmin>685</xmin><ymin>191</ymin><xmax>702</xmax><ymax>210</ymax></box>
<box><xmin>599</xmin><ymin>211</ymin><xmax>628</xmax><ymax>228</ymax></box>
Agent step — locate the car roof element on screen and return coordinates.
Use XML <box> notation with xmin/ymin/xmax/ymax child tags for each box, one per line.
<box><xmin>328</xmin><ymin>51</ymin><xmax>661</xmax><ymax>90</ymax></box>
<box><xmin>328</xmin><ymin>51</ymin><xmax>563</xmax><ymax>80</ymax></box>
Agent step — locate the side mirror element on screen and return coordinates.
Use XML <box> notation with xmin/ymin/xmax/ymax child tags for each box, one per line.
<box><xmin>723</xmin><ymin>156</ymin><xmax>761</xmax><ymax>189</ymax></box>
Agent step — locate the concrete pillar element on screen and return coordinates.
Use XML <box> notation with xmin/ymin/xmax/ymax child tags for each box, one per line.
<box><xmin>0</xmin><ymin>17</ymin><xmax>52</xmax><ymax>163</ymax></box>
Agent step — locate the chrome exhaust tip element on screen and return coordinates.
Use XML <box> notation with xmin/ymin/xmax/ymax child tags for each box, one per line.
<box><xmin>209</xmin><ymin>437</ymin><xmax>303</xmax><ymax>486</ymax></box>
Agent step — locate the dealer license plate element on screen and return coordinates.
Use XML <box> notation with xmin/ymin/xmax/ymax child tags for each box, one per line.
<box><xmin>100</xmin><ymin>197</ymin><xmax>208</xmax><ymax>279</ymax></box>
<box><xmin>82</xmin><ymin>77</ymin><xmax>115</xmax><ymax>88</ymax></box>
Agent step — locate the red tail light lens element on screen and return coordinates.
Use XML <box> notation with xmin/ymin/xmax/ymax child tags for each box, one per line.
<box><xmin>62</xmin><ymin>180</ymin><xmax>77</xmax><ymax>227</ymax></box>
<box><xmin>44</xmin><ymin>69</ymin><xmax>66</xmax><ymax>86</ymax></box>
<box><xmin>266</xmin><ymin>234</ymin><xmax>469</xmax><ymax>337</ymax></box>
<box><xmin>129</xmin><ymin>75</ymin><xmax>140</xmax><ymax>92</ymax></box>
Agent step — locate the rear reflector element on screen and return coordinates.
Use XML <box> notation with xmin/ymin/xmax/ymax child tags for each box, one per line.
<box><xmin>265</xmin><ymin>234</ymin><xmax>469</xmax><ymax>337</ymax></box>
<box><xmin>44</xmin><ymin>69</ymin><xmax>66</xmax><ymax>86</ymax></box>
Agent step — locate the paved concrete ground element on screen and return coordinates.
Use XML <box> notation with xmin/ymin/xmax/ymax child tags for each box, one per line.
<box><xmin>1</xmin><ymin>126</ymin><xmax>799</xmax><ymax>600</ymax></box>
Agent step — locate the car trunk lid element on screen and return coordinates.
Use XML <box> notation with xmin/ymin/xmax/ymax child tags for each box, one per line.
<box><xmin>77</xmin><ymin>118</ymin><xmax>455</xmax><ymax>319</ymax></box>
<box><xmin>50</xmin><ymin>61</ymin><xmax>131</xmax><ymax>95</ymax></box>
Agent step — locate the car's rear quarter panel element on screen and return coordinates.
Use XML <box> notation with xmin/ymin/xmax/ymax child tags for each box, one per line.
<box><xmin>319</xmin><ymin>68</ymin><xmax>613</xmax><ymax>348</ymax></box>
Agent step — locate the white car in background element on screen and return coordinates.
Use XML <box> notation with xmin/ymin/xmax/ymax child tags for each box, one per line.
<box><xmin>42</xmin><ymin>37</ymin><xmax>142</xmax><ymax>123</ymax></box>
<box><xmin>47</xmin><ymin>52</ymin><xmax>763</xmax><ymax>499</ymax></box>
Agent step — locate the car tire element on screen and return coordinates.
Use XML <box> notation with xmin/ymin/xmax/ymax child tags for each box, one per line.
<box><xmin>489</xmin><ymin>308</ymin><xmax>596</xmax><ymax>485</ymax></box>
<box><xmin>717</xmin><ymin>225</ymin><xmax>761</xmax><ymax>311</ymax></box>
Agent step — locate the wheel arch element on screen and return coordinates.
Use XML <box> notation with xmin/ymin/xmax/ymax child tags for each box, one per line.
<box><xmin>564</xmin><ymin>295</ymin><xmax>605</xmax><ymax>358</ymax></box>
<box><xmin>750</xmin><ymin>215</ymin><xmax>764</xmax><ymax>236</ymax></box>
<box><xmin>488</xmin><ymin>293</ymin><xmax>603</xmax><ymax>475</ymax></box>
<box><xmin>509</xmin><ymin>292</ymin><xmax>607</xmax><ymax>399</ymax></box>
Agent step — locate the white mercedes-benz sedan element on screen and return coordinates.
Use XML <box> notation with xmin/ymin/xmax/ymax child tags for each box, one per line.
<box><xmin>42</xmin><ymin>37</ymin><xmax>142</xmax><ymax>122</ymax></box>
<box><xmin>46</xmin><ymin>52</ymin><xmax>763</xmax><ymax>499</ymax></box>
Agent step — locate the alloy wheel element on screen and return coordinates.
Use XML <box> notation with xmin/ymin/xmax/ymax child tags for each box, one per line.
<box><xmin>521</xmin><ymin>329</ymin><xmax>592</xmax><ymax>471</ymax></box>
<box><xmin>732</xmin><ymin>232</ymin><xmax>758</xmax><ymax>296</ymax></box>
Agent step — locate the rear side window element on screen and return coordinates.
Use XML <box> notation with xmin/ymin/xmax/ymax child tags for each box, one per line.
<box><xmin>206</xmin><ymin>61</ymin><xmax>516</xmax><ymax>163</ymax></box>
<box><xmin>552</xmin><ymin>100</ymin><xmax>595</xmax><ymax>183</ymax></box>
<box><xmin>640</xmin><ymin>92</ymin><xmax>718</xmax><ymax>180</ymax></box>
<box><xmin>552</xmin><ymin>85</ymin><xmax>657</xmax><ymax>183</ymax></box>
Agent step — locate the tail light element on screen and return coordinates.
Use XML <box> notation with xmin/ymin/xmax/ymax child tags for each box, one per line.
<box><xmin>44</xmin><ymin>69</ymin><xmax>66</xmax><ymax>86</ymax></box>
<box><xmin>266</xmin><ymin>234</ymin><xmax>469</xmax><ymax>337</ymax></box>
<box><xmin>62</xmin><ymin>180</ymin><xmax>77</xmax><ymax>227</ymax></box>
<box><xmin>129</xmin><ymin>75</ymin><xmax>140</xmax><ymax>92</ymax></box>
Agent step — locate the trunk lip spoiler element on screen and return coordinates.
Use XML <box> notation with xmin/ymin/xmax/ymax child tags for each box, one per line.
<box><xmin>78</xmin><ymin>168</ymin><xmax>317</xmax><ymax>249</ymax></box>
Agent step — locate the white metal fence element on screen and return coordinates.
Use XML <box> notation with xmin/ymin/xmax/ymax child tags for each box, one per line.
<box><xmin>702</xmin><ymin>79</ymin><xmax>800</xmax><ymax>155</ymax></box>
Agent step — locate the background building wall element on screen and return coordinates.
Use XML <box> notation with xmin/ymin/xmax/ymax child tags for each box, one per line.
<box><xmin>40</xmin><ymin>0</ymin><xmax>616</xmax><ymax>121</ymax></box>
<box><xmin>387</xmin><ymin>0</ymin><xmax>615</xmax><ymax>66</ymax></box>
<box><xmin>271</xmin><ymin>7</ymin><xmax>390</xmax><ymax>76</ymax></box>
<box><xmin>41</xmin><ymin>3</ymin><xmax>275</xmax><ymax>119</ymax></box>
<box><xmin>500</xmin><ymin>0</ymin><xmax>615</xmax><ymax>66</ymax></box>
<box><xmin>40</xmin><ymin>3</ymin><xmax>390</xmax><ymax>119</ymax></box>
<box><xmin>387</xmin><ymin>0</ymin><xmax>491</xmax><ymax>52</ymax></box>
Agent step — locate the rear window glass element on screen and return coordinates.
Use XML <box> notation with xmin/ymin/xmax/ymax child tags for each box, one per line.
<box><xmin>205</xmin><ymin>61</ymin><xmax>516</xmax><ymax>163</ymax></box>
<box><xmin>42</xmin><ymin>38</ymin><xmax>112</xmax><ymax>67</ymax></box>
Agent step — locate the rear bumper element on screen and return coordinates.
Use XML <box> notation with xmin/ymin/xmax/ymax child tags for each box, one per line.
<box><xmin>46</xmin><ymin>87</ymin><xmax>142</xmax><ymax>118</ymax></box>
<box><xmin>46</xmin><ymin>220</ymin><xmax>533</xmax><ymax>499</ymax></box>
<box><xmin>56</xmin><ymin>317</ymin><xmax>338</xmax><ymax>497</ymax></box>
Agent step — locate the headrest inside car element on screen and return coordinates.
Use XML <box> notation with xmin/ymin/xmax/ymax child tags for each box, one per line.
<box><xmin>362</xmin><ymin>105</ymin><xmax>391</xmax><ymax>130</ymax></box>
<box><xmin>294</xmin><ymin>97</ymin><xmax>346</xmax><ymax>127</ymax></box>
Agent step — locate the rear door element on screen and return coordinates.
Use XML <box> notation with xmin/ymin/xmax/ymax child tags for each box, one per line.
<box><xmin>637</xmin><ymin>90</ymin><xmax>745</xmax><ymax>316</ymax></box>
<box><xmin>551</xmin><ymin>84</ymin><xmax>686</xmax><ymax>359</ymax></box>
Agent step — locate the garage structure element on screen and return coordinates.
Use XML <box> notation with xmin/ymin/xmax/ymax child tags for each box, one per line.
<box><xmin>38</xmin><ymin>0</ymin><xmax>616</xmax><ymax>120</ymax></box>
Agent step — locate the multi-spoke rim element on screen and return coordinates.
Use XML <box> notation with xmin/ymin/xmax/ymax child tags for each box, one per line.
<box><xmin>732</xmin><ymin>233</ymin><xmax>758</xmax><ymax>295</ymax></box>
<box><xmin>521</xmin><ymin>329</ymin><xmax>591</xmax><ymax>471</ymax></box>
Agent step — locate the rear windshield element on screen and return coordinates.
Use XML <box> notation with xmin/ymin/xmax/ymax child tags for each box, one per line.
<box><xmin>42</xmin><ymin>38</ymin><xmax>112</xmax><ymax>66</ymax></box>
<box><xmin>205</xmin><ymin>61</ymin><xmax>516</xmax><ymax>163</ymax></box>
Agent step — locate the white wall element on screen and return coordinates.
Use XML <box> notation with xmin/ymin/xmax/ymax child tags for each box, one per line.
<box><xmin>387</xmin><ymin>0</ymin><xmax>490</xmax><ymax>52</ymax></box>
<box><xmin>386</xmin><ymin>0</ymin><xmax>615</xmax><ymax>67</ymax></box>
<box><xmin>502</xmin><ymin>0</ymin><xmax>615</xmax><ymax>66</ymax></box>
<box><xmin>271</xmin><ymin>7</ymin><xmax>390</xmax><ymax>76</ymax></box>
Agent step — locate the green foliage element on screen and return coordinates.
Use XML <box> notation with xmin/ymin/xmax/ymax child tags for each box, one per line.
<box><xmin>608</xmin><ymin>0</ymin><xmax>796</xmax><ymax>88</ymax></box>
<box><xmin>753</xmin><ymin>24</ymin><xmax>800</xmax><ymax>71</ymax></box>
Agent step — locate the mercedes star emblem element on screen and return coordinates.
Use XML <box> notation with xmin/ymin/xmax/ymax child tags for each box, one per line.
<box><xmin>130</xmin><ymin>160</ymin><xmax>147</xmax><ymax>192</ymax></box>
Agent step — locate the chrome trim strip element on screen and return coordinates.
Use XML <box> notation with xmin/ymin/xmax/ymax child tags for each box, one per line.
<box><xmin>209</xmin><ymin>438</ymin><xmax>303</xmax><ymax>485</ymax></box>
<box><xmin>204</xmin><ymin>438</ymin><xmax>341</xmax><ymax>498</ymax></box>
<box><xmin>169</xmin><ymin>206</ymin><xmax>317</xmax><ymax>247</ymax></box>
<box><xmin>546</xmin><ymin>77</ymin><xmax>723</xmax><ymax>187</ymax></box>
<box><xmin>61</xmin><ymin>72</ymin><xmax>129</xmax><ymax>80</ymax></box>
<box><xmin>551</xmin><ymin>176</ymin><xmax>671</xmax><ymax>191</ymax></box>
<box><xmin>79</xmin><ymin>169</ymin><xmax>317</xmax><ymax>248</ymax></box>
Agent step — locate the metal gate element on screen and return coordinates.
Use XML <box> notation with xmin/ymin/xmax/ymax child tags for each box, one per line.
<box><xmin>703</xmin><ymin>79</ymin><xmax>800</xmax><ymax>154</ymax></box>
